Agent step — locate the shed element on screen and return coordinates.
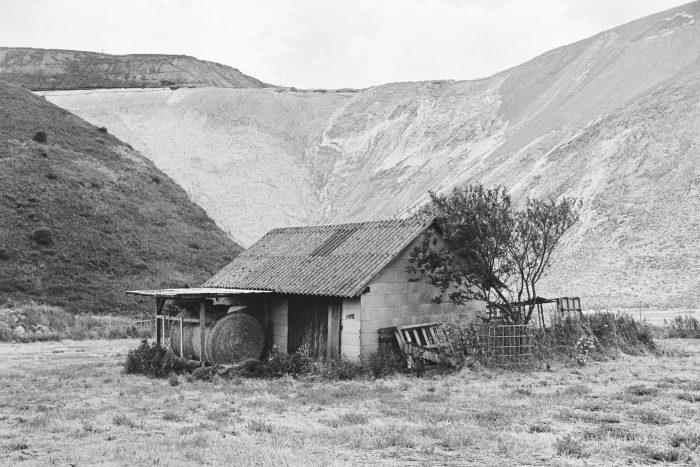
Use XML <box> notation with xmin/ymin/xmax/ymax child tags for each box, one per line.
<box><xmin>129</xmin><ymin>217</ymin><xmax>480</xmax><ymax>362</ymax></box>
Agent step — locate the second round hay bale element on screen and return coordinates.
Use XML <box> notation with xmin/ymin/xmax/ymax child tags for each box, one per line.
<box><xmin>169</xmin><ymin>313</ymin><xmax>217</xmax><ymax>361</ymax></box>
<box><xmin>205</xmin><ymin>313</ymin><xmax>264</xmax><ymax>364</ymax></box>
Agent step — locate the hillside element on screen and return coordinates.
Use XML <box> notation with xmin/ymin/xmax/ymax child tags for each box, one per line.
<box><xmin>38</xmin><ymin>2</ymin><xmax>700</xmax><ymax>309</ymax></box>
<box><xmin>0</xmin><ymin>47</ymin><xmax>268</xmax><ymax>90</ymax></box>
<box><xmin>0</xmin><ymin>80</ymin><xmax>242</xmax><ymax>315</ymax></box>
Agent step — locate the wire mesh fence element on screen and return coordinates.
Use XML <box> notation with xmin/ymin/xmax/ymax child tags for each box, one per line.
<box><xmin>471</xmin><ymin>324</ymin><xmax>534</xmax><ymax>366</ymax></box>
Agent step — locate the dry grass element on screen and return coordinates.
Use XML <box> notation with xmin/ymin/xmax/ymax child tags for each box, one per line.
<box><xmin>1</xmin><ymin>339</ymin><xmax>699</xmax><ymax>466</ymax></box>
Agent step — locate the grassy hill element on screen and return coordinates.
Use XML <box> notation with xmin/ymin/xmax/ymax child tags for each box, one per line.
<box><xmin>0</xmin><ymin>80</ymin><xmax>242</xmax><ymax>316</ymax></box>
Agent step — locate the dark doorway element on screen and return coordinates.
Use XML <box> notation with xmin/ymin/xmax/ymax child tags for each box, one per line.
<box><xmin>288</xmin><ymin>296</ymin><xmax>341</xmax><ymax>357</ymax></box>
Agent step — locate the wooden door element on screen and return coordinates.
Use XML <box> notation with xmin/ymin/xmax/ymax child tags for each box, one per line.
<box><xmin>288</xmin><ymin>295</ymin><xmax>328</xmax><ymax>357</ymax></box>
<box><xmin>288</xmin><ymin>296</ymin><xmax>342</xmax><ymax>358</ymax></box>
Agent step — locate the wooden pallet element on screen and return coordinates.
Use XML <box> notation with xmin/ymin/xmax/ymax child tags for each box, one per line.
<box><xmin>392</xmin><ymin>322</ymin><xmax>456</xmax><ymax>365</ymax></box>
<box><xmin>557</xmin><ymin>297</ymin><xmax>583</xmax><ymax>317</ymax></box>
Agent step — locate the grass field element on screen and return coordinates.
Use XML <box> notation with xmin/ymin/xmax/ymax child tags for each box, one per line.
<box><xmin>1</xmin><ymin>339</ymin><xmax>699</xmax><ymax>466</ymax></box>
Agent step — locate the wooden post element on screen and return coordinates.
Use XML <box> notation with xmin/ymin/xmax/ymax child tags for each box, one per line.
<box><xmin>155</xmin><ymin>297</ymin><xmax>165</xmax><ymax>347</ymax></box>
<box><xmin>199</xmin><ymin>300</ymin><xmax>206</xmax><ymax>367</ymax></box>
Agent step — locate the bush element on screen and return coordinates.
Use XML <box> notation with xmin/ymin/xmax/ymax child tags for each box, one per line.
<box><xmin>362</xmin><ymin>347</ymin><xmax>405</xmax><ymax>378</ymax></box>
<box><xmin>438</xmin><ymin>318</ymin><xmax>483</xmax><ymax>364</ymax></box>
<box><xmin>535</xmin><ymin>311</ymin><xmax>655</xmax><ymax>360</ymax></box>
<box><xmin>97</xmin><ymin>127</ymin><xmax>108</xmax><ymax>133</ymax></box>
<box><xmin>665</xmin><ymin>315</ymin><xmax>700</xmax><ymax>339</ymax></box>
<box><xmin>123</xmin><ymin>339</ymin><xmax>197</xmax><ymax>377</ymax></box>
<box><xmin>310</xmin><ymin>356</ymin><xmax>362</xmax><ymax>380</ymax></box>
<box><xmin>0</xmin><ymin>322</ymin><xmax>12</xmax><ymax>342</ymax></box>
<box><xmin>262</xmin><ymin>346</ymin><xmax>316</xmax><ymax>378</ymax></box>
<box><xmin>124</xmin><ymin>339</ymin><xmax>168</xmax><ymax>377</ymax></box>
<box><xmin>587</xmin><ymin>311</ymin><xmax>656</xmax><ymax>354</ymax></box>
<box><xmin>32</xmin><ymin>131</ymin><xmax>47</xmax><ymax>143</ymax></box>
<box><xmin>30</xmin><ymin>227</ymin><xmax>54</xmax><ymax>246</ymax></box>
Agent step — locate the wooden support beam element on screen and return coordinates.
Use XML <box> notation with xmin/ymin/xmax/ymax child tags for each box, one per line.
<box><xmin>155</xmin><ymin>297</ymin><xmax>165</xmax><ymax>347</ymax></box>
<box><xmin>199</xmin><ymin>300</ymin><xmax>206</xmax><ymax>367</ymax></box>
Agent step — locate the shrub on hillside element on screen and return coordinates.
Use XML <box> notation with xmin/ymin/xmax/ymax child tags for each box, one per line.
<box><xmin>32</xmin><ymin>131</ymin><xmax>47</xmax><ymax>143</ymax></box>
<box><xmin>21</xmin><ymin>303</ymin><xmax>74</xmax><ymax>331</ymax></box>
<box><xmin>30</xmin><ymin>227</ymin><xmax>53</xmax><ymax>246</ymax></box>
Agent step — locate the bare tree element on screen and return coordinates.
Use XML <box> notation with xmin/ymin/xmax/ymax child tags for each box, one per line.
<box><xmin>408</xmin><ymin>183</ymin><xmax>580</xmax><ymax>324</ymax></box>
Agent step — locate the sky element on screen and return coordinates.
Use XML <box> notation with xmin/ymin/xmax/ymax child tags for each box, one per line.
<box><xmin>0</xmin><ymin>0</ymin><xmax>692</xmax><ymax>88</ymax></box>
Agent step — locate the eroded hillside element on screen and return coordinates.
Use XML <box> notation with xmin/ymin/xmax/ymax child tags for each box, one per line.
<box><xmin>39</xmin><ymin>2</ymin><xmax>700</xmax><ymax>308</ymax></box>
<box><xmin>0</xmin><ymin>81</ymin><xmax>242</xmax><ymax>315</ymax></box>
<box><xmin>0</xmin><ymin>47</ymin><xmax>268</xmax><ymax>90</ymax></box>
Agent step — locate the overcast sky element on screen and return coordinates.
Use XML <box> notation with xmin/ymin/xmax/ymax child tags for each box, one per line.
<box><xmin>0</xmin><ymin>0</ymin><xmax>691</xmax><ymax>88</ymax></box>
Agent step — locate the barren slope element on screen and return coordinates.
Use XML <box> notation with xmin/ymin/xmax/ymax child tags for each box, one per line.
<box><xmin>41</xmin><ymin>2</ymin><xmax>700</xmax><ymax>308</ymax></box>
<box><xmin>0</xmin><ymin>81</ymin><xmax>242</xmax><ymax>315</ymax></box>
<box><xmin>0</xmin><ymin>47</ymin><xmax>268</xmax><ymax>90</ymax></box>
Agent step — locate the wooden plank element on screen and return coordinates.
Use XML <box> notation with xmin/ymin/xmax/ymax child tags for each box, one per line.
<box><xmin>327</xmin><ymin>298</ymin><xmax>341</xmax><ymax>358</ymax></box>
<box><xmin>394</xmin><ymin>330</ymin><xmax>406</xmax><ymax>353</ymax></box>
<box><xmin>419</xmin><ymin>327</ymin><xmax>430</xmax><ymax>345</ymax></box>
<box><xmin>411</xmin><ymin>329</ymin><xmax>421</xmax><ymax>345</ymax></box>
<box><xmin>398</xmin><ymin>322</ymin><xmax>440</xmax><ymax>330</ymax></box>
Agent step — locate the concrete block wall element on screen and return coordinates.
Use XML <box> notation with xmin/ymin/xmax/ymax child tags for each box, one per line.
<box><xmin>340</xmin><ymin>297</ymin><xmax>361</xmax><ymax>361</ymax></box>
<box><xmin>359</xmin><ymin>238</ymin><xmax>481</xmax><ymax>355</ymax></box>
<box><xmin>268</xmin><ymin>295</ymin><xmax>288</xmax><ymax>353</ymax></box>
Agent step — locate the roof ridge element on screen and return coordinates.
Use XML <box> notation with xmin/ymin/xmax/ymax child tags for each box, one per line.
<box><xmin>266</xmin><ymin>216</ymin><xmax>426</xmax><ymax>234</ymax></box>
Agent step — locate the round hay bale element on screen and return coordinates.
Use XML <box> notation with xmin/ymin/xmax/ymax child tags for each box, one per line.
<box><xmin>169</xmin><ymin>313</ymin><xmax>217</xmax><ymax>361</ymax></box>
<box><xmin>205</xmin><ymin>313</ymin><xmax>264</xmax><ymax>365</ymax></box>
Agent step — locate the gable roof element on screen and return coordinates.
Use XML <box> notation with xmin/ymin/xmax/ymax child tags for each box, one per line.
<box><xmin>202</xmin><ymin>217</ymin><xmax>433</xmax><ymax>297</ymax></box>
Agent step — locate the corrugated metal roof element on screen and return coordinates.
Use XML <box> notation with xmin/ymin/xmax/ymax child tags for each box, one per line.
<box><xmin>202</xmin><ymin>217</ymin><xmax>433</xmax><ymax>297</ymax></box>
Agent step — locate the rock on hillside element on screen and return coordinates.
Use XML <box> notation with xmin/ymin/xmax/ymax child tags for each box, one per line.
<box><xmin>41</xmin><ymin>2</ymin><xmax>700</xmax><ymax>309</ymax></box>
<box><xmin>0</xmin><ymin>80</ymin><xmax>242</xmax><ymax>315</ymax></box>
<box><xmin>0</xmin><ymin>47</ymin><xmax>269</xmax><ymax>90</ymax></box>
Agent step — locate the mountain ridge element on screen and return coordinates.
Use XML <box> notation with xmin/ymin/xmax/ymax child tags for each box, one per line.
<box><xmin>0</xmin><ymin>47</ymin><xmax>270</xmax><ymax>90</ymax></box>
